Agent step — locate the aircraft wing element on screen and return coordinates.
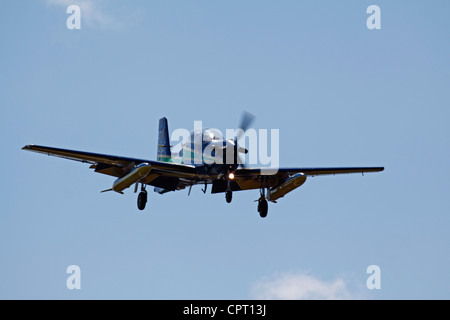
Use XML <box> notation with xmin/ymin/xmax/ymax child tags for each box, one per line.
<box><xmin>23</xmin><ymin>144</ymin><xmax>383</xmax><ymax>194</ymax></box>
<box><xmin>235</xmin><ymin>167</ymin><xmax>384</xmax><ymax>177</ymax></box>
<box><xmin>22</xmin><ymin>144</ymin><xmax>200</xmax><ymax>191</ymax></box>
<box><xmin>211</xmin><ymin>166</ymin><xmax>384</xmax><ymax>193</ymax></box>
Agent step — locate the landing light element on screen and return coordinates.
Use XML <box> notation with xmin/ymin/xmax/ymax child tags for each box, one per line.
<box><xmin>228</xmin><ymin>173</ymin><xmax>235</xmax><ymax>180</ymax></box>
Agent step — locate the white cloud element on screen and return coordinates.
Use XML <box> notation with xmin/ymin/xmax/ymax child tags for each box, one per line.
<box><xmin>46</xmin><ymin>0</ymin><xmax>120</xmax><ymax>29</ymax></box>
<box><xmin>251</xmin><ymin>271</ymin><xmax>360</xmax><ymax>300</ymax></box>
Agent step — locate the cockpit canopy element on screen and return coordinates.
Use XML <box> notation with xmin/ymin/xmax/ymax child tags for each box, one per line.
<box><xmin>188</xmin><ymin>128</ymin><xmax>223</xmax><ymax>146</ymax></box>
<box><xmin>179</xmin><ymin>128</ymin><xmax>226</xmax><ymax>163</ymax></box>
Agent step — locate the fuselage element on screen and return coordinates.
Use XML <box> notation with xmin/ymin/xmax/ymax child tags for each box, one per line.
<box><xmin>172</xmin><ymin>128</ymin><xmax>241</xmax><ymax>175</ymax></box>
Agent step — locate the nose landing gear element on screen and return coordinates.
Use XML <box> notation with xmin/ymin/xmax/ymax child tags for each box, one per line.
<box><xmin>225</xmin><ymin>174</ymin><xmax>233</xmax><ymax>203</ymax></box>
<box><xmin>226</xmin><ymin>190</ymin><xmax>233</xmax><ymax>203</ymax></box>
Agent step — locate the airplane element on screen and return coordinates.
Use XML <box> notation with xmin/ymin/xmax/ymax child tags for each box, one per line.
<box><xmin>22</xmin><ymin>114</ymin><xmax>384</xmax><ymax>218</ymax></box>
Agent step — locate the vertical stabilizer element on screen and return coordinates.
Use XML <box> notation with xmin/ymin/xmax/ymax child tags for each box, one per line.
<box><xmin>157</xmin><ymin>117</ymin><xmax>171</xmax><ymax>162</ymax></box>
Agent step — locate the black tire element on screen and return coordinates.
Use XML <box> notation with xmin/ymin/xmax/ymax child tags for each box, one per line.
<box><xmin>137</xmin><ymin>190</ymin><xmax>147</xmax><ymax>210</ymax></box>
<box><xmin>259</xmin><ymin>199</ymin><xmax>268</xmax><ymax>218</ymax></box>
<box><xmin>226</xmin><ymin>190</ymin><xmax>232</xmax><ymax>203</ymax></box>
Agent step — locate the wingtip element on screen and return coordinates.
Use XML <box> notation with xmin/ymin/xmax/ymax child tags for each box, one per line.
<box><xmin>22</xmin><ymin>144</ymin><xmax>34</xmax><ymax>150</ymax></box>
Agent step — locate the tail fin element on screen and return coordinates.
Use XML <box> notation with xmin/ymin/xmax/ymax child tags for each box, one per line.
<box><xmin>157</xmin><ymin>117</ymin><xmax>171</xmax><ymax>162</ymax></box>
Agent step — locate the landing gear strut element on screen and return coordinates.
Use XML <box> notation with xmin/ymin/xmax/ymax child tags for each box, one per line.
<box><xmin>137</xmin><ymin>184</ymin><xmax>147</xmax><ymax>210</ymax></box>
<box><xmin>257</xmin><ymin>188</ymin><xmax>268</xmax><ymax>218</ymax></box>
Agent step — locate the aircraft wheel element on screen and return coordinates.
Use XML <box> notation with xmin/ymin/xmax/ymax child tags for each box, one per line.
<box><xmin>258</xmin><ymin>199</ymin><xmax>268</xmax><ymax>218</ymax></box>
<box><xmin>137</xmin><ymin>190</ymin><xmax>147</xmax><ymax>210</ymax></box>
<box><xmin>226</xmin><ymin>190</ymin><xmax>232</xmax><ymax>203</ymax></box>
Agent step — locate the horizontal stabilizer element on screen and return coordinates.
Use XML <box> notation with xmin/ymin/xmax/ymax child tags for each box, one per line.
<box><xmin>101</xmin><ymin>188</ymin><xmax>123</xmax><ymax>194</ymax></box>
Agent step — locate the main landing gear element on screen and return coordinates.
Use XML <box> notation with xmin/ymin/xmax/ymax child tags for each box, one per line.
<box><xmin>137</xmin><ymin>184</ymin><xmax>148</xmax><ymax>211</ymax></box>
<box><xmin>257</xmin><ymin>198</ymin><xmax>268</xmax><ymax>218</ymax></box>
<box><xmin>257</xmin><ymin>188</ymin><xmax>269</xmax><ymax>218</ymax></box>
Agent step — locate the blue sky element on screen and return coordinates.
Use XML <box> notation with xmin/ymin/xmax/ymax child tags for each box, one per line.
<box><xmin>1</xmin><ymin>1</ymin><xmax>449</xmax><ymax>299</ymax></box>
